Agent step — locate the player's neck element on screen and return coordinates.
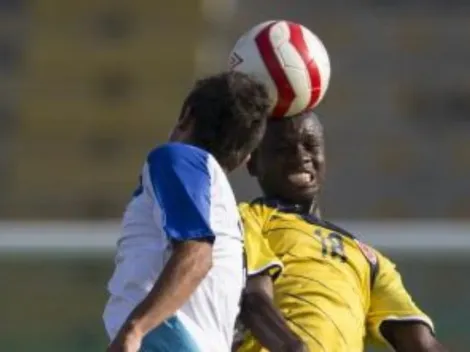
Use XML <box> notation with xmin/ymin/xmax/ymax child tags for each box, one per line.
<box><xmin>268</xmin><ymin>195</ymin><xmax>321</xmax><ymax>218</ymax></box>
<box><xmin>310</xmin><ymin>203</ymin><xmax>321</xmax><ymax>218</ymax></box>
<box><xmin>299</xmin><ymin>200</ymin><xmax>320</xmax><ymax>218</ymax></box>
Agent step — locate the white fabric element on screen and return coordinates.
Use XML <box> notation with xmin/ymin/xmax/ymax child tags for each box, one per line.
<box><xmin>103</xmin><ymin>143</ymin><xmax>245</xmax><ymax>352</ymax></box>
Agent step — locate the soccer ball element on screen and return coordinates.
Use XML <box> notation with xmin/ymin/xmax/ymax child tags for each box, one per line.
<box><xmin>228</xmin><ymin>20</ymin><xmax>331</xmax><ymax>118</ymax></box>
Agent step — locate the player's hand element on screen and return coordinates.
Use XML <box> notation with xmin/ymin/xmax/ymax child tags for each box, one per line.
<box><xmin>106</xmin><ymin>327</ymin><xmax>143</xmax><ymax>352</ymax></box>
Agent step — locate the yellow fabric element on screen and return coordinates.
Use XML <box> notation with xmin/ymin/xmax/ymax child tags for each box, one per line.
<box><xmin>366</xmin><ymin>250</ymin><xmax>434</xmax><ymax>348</ymax></box>
<box><xmin>238</xmin><ymin>199</ymin><xmax>432</xmax><ymax>352</ymax></box>
<box><xmin>239</xmin><ymin>202</ymin><xmax>283</xmax><ymax>279</ymax></box>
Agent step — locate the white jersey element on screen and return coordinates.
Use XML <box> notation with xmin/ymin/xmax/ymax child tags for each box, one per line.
<box><xmin>103</xmin><ymin>142</ymin><xmax>245</xmax><ymax>352</ymax></box>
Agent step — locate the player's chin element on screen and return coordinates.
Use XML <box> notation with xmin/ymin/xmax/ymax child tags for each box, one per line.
<box><xmin>284</xmin><ymin>183</ymin><xmax>319</xmax><ymax>202</ymax></box>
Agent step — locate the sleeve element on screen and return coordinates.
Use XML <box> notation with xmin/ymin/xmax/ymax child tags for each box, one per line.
<box><xmin>366</xmin><ymin>250</ymin><xmax>434</xmax><ymax>347</ymax></box>
<box><xmin>145</xmin><ymin>143</ymin><xmax>215</xmax><ymax>242</ymax></box>
<box><xmin>239</xmin><ymin>202</ymin><xmax>283</xmax><ymax>280</ymax></box>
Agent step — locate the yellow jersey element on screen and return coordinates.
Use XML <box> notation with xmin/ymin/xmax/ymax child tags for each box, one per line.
<box><xmin>239</xmin><ymin>198</ymin><xmax>433</xmax><ymax>352</ymax></box>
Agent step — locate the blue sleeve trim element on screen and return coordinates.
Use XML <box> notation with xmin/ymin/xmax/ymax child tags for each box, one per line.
<box><xmin>147</xmin><ymin>143</ymin><xmax>215</xmax><ymax>242</ymax></box>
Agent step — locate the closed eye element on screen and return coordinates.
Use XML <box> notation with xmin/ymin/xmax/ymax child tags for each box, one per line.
<box><xmin>304</xmin><ymin>142</ymin><xmax>320</xmax><ymax>151</ymax></box>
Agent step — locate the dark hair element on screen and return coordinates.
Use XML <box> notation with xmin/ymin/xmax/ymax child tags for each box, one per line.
<box><xmin>181</xmin><ymin>71</ymin><xmax>270</xmax><ymax>170</ymax></box>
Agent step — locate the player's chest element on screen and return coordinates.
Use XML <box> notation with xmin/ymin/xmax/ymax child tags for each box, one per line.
<box><xmin>265</xmin><ymin>217</ymin><xmax>371</xmax><ymax>280</ymax></box>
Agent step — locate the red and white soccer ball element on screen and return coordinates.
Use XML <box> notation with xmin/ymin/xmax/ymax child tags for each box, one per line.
<box><xmin>229</xmin><ymin>20</ymin><xmax>331</xmax><ymax>118</ymax></box>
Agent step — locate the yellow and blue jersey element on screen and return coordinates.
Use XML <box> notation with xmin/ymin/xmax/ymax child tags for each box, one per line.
<box><xmin>238</xmin><ymin>198</ymin><xmax>433</xmax><ymax>352</ymax></box>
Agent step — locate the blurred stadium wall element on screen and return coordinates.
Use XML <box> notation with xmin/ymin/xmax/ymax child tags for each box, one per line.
<box><xmin>0</xmin><ymin>0</ymin><xmax>469</xmax><ymax>351</ymax></box>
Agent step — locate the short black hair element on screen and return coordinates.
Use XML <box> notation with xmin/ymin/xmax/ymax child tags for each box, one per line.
<box><xmin>181</xmin><ymin>71</ymin><xmax>271</xmax><ymax>170</ymax></box>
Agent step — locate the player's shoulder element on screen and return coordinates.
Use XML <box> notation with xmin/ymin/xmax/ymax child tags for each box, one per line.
<box><xmin>147</xmin><ymin>142</ymin><xmax>210</xmax><ymax>165</ymax></box>
<box><xmin>143</xmin><ymin>143</ymin><xmax>222</xmax><ymax>196</ymax></box>
<box><xmin>146</xmin><ymin>142</ymin><xmax>224</xmax><ymax>176</ymax></box>
<box><xmin>239</xmin><ymin>197</ymin><xmax>280</xmax><ymax>216</ymax></box>
<box><xmin>238</xmin><ymin>197</ymin><xmax>281</xmax><ymax>231</ymax></box>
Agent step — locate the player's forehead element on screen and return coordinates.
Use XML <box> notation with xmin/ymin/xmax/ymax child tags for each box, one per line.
<box><xmin>263</xmin><ymin>114</ymin><xmax>323</xmax><ymax>144</ymax></box>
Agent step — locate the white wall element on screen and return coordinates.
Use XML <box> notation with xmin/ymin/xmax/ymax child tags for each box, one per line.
<box><xmin>1</xmin><ymin>220</ymin><xmax>469</xmax><ymax>256</ymax></box>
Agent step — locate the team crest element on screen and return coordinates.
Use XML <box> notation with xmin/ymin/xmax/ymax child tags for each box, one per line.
<box><xmin>229</xmin><ymin>52</ymin><xmax>243</xmax><ymax>69</ymax></box>
<box><xmin>356</xmin><ymin>240</ymin><xmax>377</xmax><ymax>266</ymax></box>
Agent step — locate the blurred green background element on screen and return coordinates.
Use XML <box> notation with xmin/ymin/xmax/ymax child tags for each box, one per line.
<box><xmin>2</xmin><ymin>253</ymin><xmax>467</xmax><ymax>351</ymax></box>
<box><xmin>1</xmin><ymin>0</ymin><xmax>469</xmax><ymax>351</ymax></box>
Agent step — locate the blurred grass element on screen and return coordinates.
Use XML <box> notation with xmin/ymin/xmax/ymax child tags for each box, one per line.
<box><xmin>1</xmin><ymin>257</ymin><xmax>111</xmax><ymax>352</ymax></box>
<box><xmin>0</xmin><ymin>255</ymin><xmax>468</xmax><ymax>351</ymax></box>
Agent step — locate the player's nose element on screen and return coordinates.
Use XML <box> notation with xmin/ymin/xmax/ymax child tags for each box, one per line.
<box><xmin>296</xmin><ymin>146</ymin><xmax>312</xmax><ymax>164</ymax></box>
<box><xmin>288</xmin><ymin>148</ymin><xmax>313</xmax><ymax>170</ymax></box>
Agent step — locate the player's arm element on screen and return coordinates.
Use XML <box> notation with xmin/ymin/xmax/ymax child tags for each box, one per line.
<box><xmin>380</xmin><ymin>321</ymin><xmax>448</xmax><ymax>352</ymax></box>
<box><xmin>108</xmin><ymin>144</ymin><xmax>216</xmax><ymax>350</ymax></box>
<box><xmin>238</xmin><ymin>274</ymin><xmax>306</xmax><ymax>352</ymax></box>
<box><xmin>367</xmin><ymin>250</ymin><xmax>448</xmax><ymax>352</ymax></box>
<box><xmin>235</xmin><ymin>204</ymin><xmax>306</xmax><ymax>352</ymax></box>
<box><xmin>114</xmin><ymin>240</ymin><xmax>212</xmax><ymax>341</ymax></box>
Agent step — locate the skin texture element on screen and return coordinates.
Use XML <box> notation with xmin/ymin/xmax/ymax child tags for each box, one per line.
<box><xmin>241</xmin><ymin>111</ymin><xmax>447</xmax><ymax>352</ymax></box>
<box><xmin>381</xmin><ymin>322</ymin><xmax>448</xmax><ymax>352</ymax></box>
<box><xmin>236</xmin><ymin>275</ymin><xmax>307</xmax><ymax>352</ymax></box>
<box><xmin>247</xmin><ymin>113</ymin><xmax>325</xmax><ymax>215</ymax></box>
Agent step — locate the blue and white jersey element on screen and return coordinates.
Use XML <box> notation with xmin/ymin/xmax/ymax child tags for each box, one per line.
<box><xmin>103</xmin><ymin>142</ymin><xmax>245</xmax><ymax>352</ymax></box>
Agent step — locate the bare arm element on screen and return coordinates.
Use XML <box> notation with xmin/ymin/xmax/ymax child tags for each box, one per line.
<box><xmin>381</xmin><ymin>322</ymin><xmax>448</xmax><ymax>352</ymax></box>
<box><xmin>115</xmin><ymin>240</ymin><xmax>212</xmax><ymax>339</ymax></box>
<box><xmin>237</xmin><ymin>274</ymin><xmax>306</xmax><ymax>352</ymax></box>
<box><xmin>366</xmin><ymin>249</ymin><xmax>449</xmax><ymax>352</ymax></box>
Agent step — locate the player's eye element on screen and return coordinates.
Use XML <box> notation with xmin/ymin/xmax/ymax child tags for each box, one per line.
<box><xmin>305</xmin><ymin>141</ymin><xmax>320</xmax><ymax>151</ymax></box>
<box><xmin>273</xmin><ymin>144</ymin><xmax>290</xmax><ymax>152</ymax></box>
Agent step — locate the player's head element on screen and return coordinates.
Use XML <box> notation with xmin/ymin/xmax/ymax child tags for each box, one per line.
<box><xmin>170</xmin><ymin>71</ymin><xmax>270</xmax><ymax>171</ymax></box>
<box><xmin>247</xmin><ymin>110</ymin><xmax>326</xmax><ymax>205</ymax></box>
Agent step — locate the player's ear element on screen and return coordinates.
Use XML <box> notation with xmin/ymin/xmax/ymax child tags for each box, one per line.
<box><xmin>170</xmin><ymin>105</ymin><xmax>194</xmax><ymax>141</ymax></box>
<box><xmin>241</xmin><ymin>153</ymin><xmax>251</xmax><ymax>165</ymax></box>
<box><xmin>178</xmin><ymin>104</ymin><xmax>193</xmax><ymax>127</ymax></box>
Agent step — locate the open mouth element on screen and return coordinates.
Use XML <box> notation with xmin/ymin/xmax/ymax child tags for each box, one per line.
<box><xmin>287</xmin><ymin>172</ymin><xmax>315</xmax><ymax>186</ymax></box>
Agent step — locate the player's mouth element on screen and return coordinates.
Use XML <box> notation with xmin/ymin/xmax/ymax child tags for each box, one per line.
<box><xmin>287</xmin><ymin>171</ymin><xmax>316</xmax><ymax>188</ymax></box>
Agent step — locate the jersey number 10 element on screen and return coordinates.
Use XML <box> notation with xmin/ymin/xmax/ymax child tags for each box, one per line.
<box><xmin>314</xmin><ymin>230</ymin><xmax>347</xmax><ymax>262</ymax></box>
